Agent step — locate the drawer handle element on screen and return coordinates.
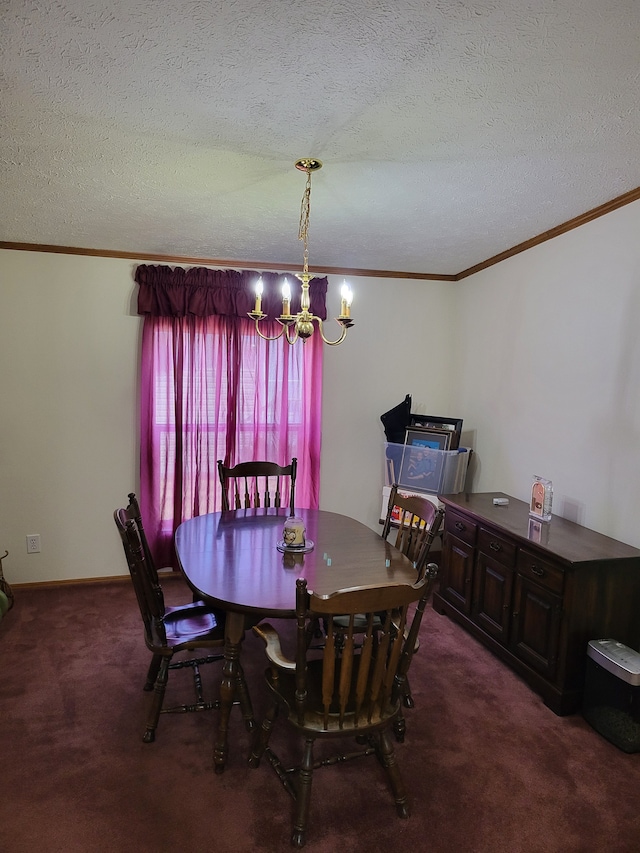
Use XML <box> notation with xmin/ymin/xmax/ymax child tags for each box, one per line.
<box><xmin>531</xmin><ymin>565</ymin><xmax>545</xmax><ymax>577</ymax></box>
<box><xmin>489</xmin><ymin>541</ymin><xmax>502</xmax><ymax>552</ymax></box>
<box><xmin>455</xmin><ymin>522</ymin><xmax>466</xmax><ymax>532</ymax></box>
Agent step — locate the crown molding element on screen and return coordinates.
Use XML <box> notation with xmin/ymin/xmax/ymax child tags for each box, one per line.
<box><xmin>455</xmin><ymin>186</ymin><xmax>640</xmax><ymax>279</ymax></box>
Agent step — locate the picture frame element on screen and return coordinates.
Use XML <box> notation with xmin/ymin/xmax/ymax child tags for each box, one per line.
<box><xmin>398</xmin><ymin>442</ymin><xmax>446</xmax><ymax>493</ymax></box>
<box><xmin>529</xmin><ymin>475</ymin><xmax>553</xmax><ymax>521</ymax></box>
<box><xmin>408</xmin><ymin>415</ymin><xmax>463</xmax><ymax>450</ymax></box>
<box><xmin>405</xmin><ymin>426</ymin><xmax>451</xmax><ymax>451</ymax></box>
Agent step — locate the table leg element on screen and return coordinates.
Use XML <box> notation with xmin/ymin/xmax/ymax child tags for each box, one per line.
<box><xmin>214</xmin><ymin>611</ymin><xmax>253</xmax><ymax>773</ymax></box>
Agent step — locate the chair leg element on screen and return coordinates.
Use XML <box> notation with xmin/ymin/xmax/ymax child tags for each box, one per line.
<box><xmin>292</xmin><ymin>737</ymin><xmax>315</xmax><ymax>849</ymax></box>
<box><xmin>235</xmin><ymin>663</ymin><xmax>255</xmax><ymax>733</ymax></box>
<box><xmin>248</xmin><ymin>701</ymin><xmax>278</xmax><ymax>768</ymax></box>
<box><xmin>144</xmin><ymin>653</ymin><xmax>162</xmax><ymax>691</ymax></box>
<box><xmin>377</xmin><ymin>728</ymin><xmax>410</xmax><ymax>819</ymax></box>
<box><xmin>393</xmin><ymin>706</ymin><xmax>406</xmax><ymax>743</ymax></box>
<box><xmin>402</xmin><ymin>674</ymin><xmax>415</xmax><ymax>709</ymax></box>
<box><xmin>392</xmin><ymin>669</ymin><xmax>410</xmax><ymax>741</ymax></box>
<box><xmin>144</xmin><ymin>657</ymin><xmax>170</xmax><ymax>743</ymax></box>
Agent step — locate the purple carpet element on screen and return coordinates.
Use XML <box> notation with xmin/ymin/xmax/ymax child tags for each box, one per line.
<box><xmin>1</xmin><ymin>577</ymin><xmax>639</xmax><ymax>852</ymax></box>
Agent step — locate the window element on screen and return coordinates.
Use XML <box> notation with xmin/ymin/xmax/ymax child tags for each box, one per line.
<box><xmin>136</xmin><ymin>265</ymin><xmax>324</xmax><ymax>566</ymax></box>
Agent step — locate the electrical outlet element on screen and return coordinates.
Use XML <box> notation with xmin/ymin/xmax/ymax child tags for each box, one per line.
<box><xmin>26</xmin><ymin>534</ymin><xmax>41</xmax><ymax>554</ymax></box>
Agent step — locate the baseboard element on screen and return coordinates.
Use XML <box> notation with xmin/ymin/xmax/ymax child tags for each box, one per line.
<box><xmin>12</xmin><ymin>569</ymin><xmax>182</xmax><ymax>591</ymax></box>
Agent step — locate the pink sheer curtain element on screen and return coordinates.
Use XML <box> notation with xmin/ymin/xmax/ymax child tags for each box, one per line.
<box><xmin>136</xmin><ymin>265</ymin><xmax>324</xmax><ymax>567</ymax></box>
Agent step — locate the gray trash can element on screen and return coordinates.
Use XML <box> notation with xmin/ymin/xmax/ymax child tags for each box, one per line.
<box><xmin>583</xmin><ymin>639</ymin><xmax>640</xmax><ymax>753</ymax></box>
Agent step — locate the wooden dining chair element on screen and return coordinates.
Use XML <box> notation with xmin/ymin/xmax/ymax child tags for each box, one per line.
<box><xmin>114</xmin><ymin>502</ymin><xmax>253</xmax><ymax>744</ymax></box>
<box><xmin>249</xmin><ymin>571</ymin><xmax>438</xmax><ymax>848</ymax></box>
<box><xmin>217</xmin><ymin>457</ymin><xmax>297</xmax><ymax>514</ymax></box>
<box><xmin>120</xmin><ymin>491</ymin><xmax>201</xmax><ymax>602</ymax></box>
<box><xmin>119</xmin><ymin>492</ymin><xmax>164</xmax><ymax>582</ymax></box>
<box><xmin>381</xmin><ymin>485</ymin><xmax>444</xmax><ymax>740</ymax></box>
<box><xmin>381</xmin><ymin>484</ymin><xmax>444</xmax><ymax>573</ymax></box>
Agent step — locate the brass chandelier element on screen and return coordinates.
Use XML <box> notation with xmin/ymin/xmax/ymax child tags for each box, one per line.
<box><xmin>248</xmin><ymin>158</ymin><xmax>354</xmax><ymax>346</ymax></box>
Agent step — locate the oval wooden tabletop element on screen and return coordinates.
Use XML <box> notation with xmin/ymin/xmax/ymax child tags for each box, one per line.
<box><xmin>175</xmin><ymin>507</ymin><xmax>418</xmax><ymax>617</ymax></box>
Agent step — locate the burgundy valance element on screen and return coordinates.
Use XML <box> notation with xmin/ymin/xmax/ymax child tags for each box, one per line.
<box><xmin>135</xmin><ymin>265</ymin><xmax>328</xmax><ymax>320</ymax></box>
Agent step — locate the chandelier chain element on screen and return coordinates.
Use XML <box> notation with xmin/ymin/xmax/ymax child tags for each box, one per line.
<box><xmin>298</xmin><ymin>167</ymin><xmax>312</xmax><ymax>275</ymax></box>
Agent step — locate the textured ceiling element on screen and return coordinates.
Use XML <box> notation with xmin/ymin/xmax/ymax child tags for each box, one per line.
<box><xmin>1</xmin><ymin>0</ymin><xmax>639</xmax><ymax>277</ymax></box>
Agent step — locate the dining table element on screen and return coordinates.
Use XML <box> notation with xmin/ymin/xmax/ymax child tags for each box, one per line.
<box><xmin>174</xmin><ymin>506</ymin><xmax>419</xmax><ymax>773</ymax></box>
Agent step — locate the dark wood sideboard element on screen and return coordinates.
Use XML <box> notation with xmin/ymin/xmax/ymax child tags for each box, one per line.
<box><xmin>433</xmin><ymin>492</ymin><xmax>640</xmax><ymax>715</ymax></box>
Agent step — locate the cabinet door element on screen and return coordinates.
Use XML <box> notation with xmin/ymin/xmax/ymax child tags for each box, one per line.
<box><xmin>472</xmin><ymin>551</ymin><xmax>513</xmax><ymax>643</ymax></box>
<box><xmin>510</xmin><ymin>574</ymin><xmax>562</xmax><ymax>680</ymax></box>
<box><xmin>441</xmin><ymin>533</ymin><xmax>474</xmax><ymax>615</ymax></box>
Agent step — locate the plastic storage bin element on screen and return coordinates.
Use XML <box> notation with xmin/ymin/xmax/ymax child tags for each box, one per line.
<box><xmin>384</xmin><ymin>442</ymin><xmax>470</xmax><ymax>495</ymax></box>
<box><xmin>582</xmin><ymin>639</ymin><xmax>640</xmax><ymax>753</ymax></box>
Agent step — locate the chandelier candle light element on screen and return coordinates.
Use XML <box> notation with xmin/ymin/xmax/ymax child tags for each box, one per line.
<box><xmin>248</xmin><ymin>159</ymin><xmax>354</xmax><ymax>346</ymax></box>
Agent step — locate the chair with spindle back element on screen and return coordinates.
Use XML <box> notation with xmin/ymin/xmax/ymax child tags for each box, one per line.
<box><xmin>120</xmin><ymin>492</ymin><xmax>162</xmax><ymax>582</ymax></box>
<box><xmin>381</xmin><ymin>484</ymin><xmax>444</xmax><ymax>574</ymax></box>
<box><xmin>381</xmin><ymin>484</ymin><xmax>444</xmax><ymax>739</ymax></box>
<box><xmin>332</xmin><ymin>485</ymin><xmax>443</xmax><ymax>739</ymax></box>
<box><xmin>249</xmin><ymin>569</ymin><xmax>438</xmax><ymax>848</ymax></box>
<box><xmin>217</xmin><ymin>458</ymin><xmax>297</xmax><ymax>514</ymax></box>
<box><xmin>121</xmin><ymin>491</ymin><xmax>203</xmax><ymax>602</ymax></box>
<box><xmin>114</xmin><ymin>501</ymin><xmax>253</xmax><ymax>744</ymax></box>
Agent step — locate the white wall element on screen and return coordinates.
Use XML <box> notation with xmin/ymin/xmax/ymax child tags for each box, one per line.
<box><xmin>0</xmin><ymin>251</ymin><xmax>141</xmax><ymax>583</ymax></box>
<box><xmin>0</xmin><ymin>251</ymin><xmax>455</xmax><ymax>583</ymax></box>
<box><xmin>319</xmin><ymin>275</ymin><xmax>456</xmax><ymax>525</ymax></box>
<box><xmin>452</xmin><ymin>199</ymin><xmax>640</xmax><ymax>547</ymax></box>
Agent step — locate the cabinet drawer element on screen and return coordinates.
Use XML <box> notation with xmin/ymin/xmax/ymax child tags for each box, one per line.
<box><xmin>517</xmin><ymin>549</ymin><xmax>564</xmax><ymax>595</ymax></box>
<box><xmin>478</xmin><ymin>527</ymin><xmax>516</xmax><ymax>567</ymax></box>
<box><xmin>445</xmin><ymin>510</ymin><xmax>477</xmax><ymax>546</ymax></box>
